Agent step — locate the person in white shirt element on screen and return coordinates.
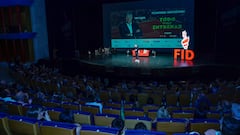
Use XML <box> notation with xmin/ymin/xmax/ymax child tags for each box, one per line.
<box><xmin>85</xmin><ymin>94</ymin><xmax>103</xmax><ymax>114</ymax></box>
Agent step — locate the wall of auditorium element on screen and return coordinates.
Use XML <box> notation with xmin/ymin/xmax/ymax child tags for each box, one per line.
<box><xmin>30</xmin><ymin>0</ymin><xmax>49</xmax><ymax>61</ymax></box>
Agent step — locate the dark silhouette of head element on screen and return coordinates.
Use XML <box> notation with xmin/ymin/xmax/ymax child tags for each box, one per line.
<box><xmin>134</xmin><ymin>122</ymin><xmax>147</xmax><ymax>130</ymax></box>
<box><xmin>111</xmin><ymin>118</ymin><xmax>125</xmax><ymax>133</ymax></box>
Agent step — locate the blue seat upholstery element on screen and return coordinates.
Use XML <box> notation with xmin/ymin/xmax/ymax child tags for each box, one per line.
<box><xmin>189</xmin><ymin>119</ymin><xmax>220</xmax><ymax>135</ymax></box>
<box><xmin>40</xmin><ymin>121</ymin><xmax>77</xmax><ymax>135</ymax></box>
<box><xmin>172</xmin><ymin>110</ymin><xmax>194</xmax><ymax>119</ymax></box>
<box><xmin>0</xmin><ymin>112</ymin><xmax>8</xmax><ymax>118</ymax></box>
<box><xmin>8</xmin><ymin>115</ymin><xmax>39</xmax><ymax>124</ymax></box>
<box><xmin>95</xmin><ymin>113</ymin><xmax>119</xmax><ymax>118</ymax></box>
<box><xmin>41</xmin><ymin>121</ymin><xmax>77</xmax><ymax>129</ymax></box>
<box><xmin>8</xmin><ymin>115</ymin><xmax>40</xmax><ymax>135</ymax></box>
<box><xmin>81</xmin><ymin>125</ymin><xmax>119</xmax><ymax>135</ymax></box>
<box><xmin>157</xmin><ymin>118</ymin><xmax>187</xmax><ymax>123</ymax></box>
<box><xmin>125</xmin><ymin>129</ymin><xmax>166</xmax><ymax>135</ymax></box>
<box><xmin>190</xmin><ymin>118</ymin><xmax>219</xmax><ymax>123</ymax></box>
<box><xmin>172</xmin><ymin>133</ymin><xmax>189</xmax><ymax>135</ymax></box>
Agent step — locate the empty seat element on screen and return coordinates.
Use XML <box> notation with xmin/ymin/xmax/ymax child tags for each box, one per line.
<box><xmin>167</xmin><ymin>106</ymin><xmax>181</xmax><ymax>115</ymax></box>
<box><xmin>99</xmin><ymin>91</ymin><xmax>110</xmax><ymax>103</ymax></box>
<box><xmin>172</xmin><ymin>110</ymin><xmax>194</xmax><ymax>119</ymax></box>
<box><xmin>166</xmin><ymin>94</ymin><xmax>178</xmax><ymax>106</ymax></box>
<box><xmin>189</xmin><ymin>119</ymin><xmax>220</xmax><ymax>135</ymax></box>
<box><xmin>47</xmin><ymin>107</ymin><xmax>64</xmax><ymax>121</ymax></box>
<box><xmin>105</xmin><ymin>102</ymin><xmax>133</xmax><ymax>109</ymax></box>
<box><xmin>62</xmin><ymin>102</ymin><xmax>80</xmax><ymax>111</ymax></box>
<box><xmin>73</xmin><ymin>111</ymin><xmax>92</xmax><ymax>125</ymax></box>
<box><xmin>181</xmin><ymin>106</ymin><xmax>196</xmax><ymax>112</ymax></box>
<box><xmin>102</xmin><ymin>107</ymin><xmax>120</xmax><ymax>116</ymax></box>
<box><xmin>137</xmin><ymin>93</ymin><xmax>149</xmax><ymax>107</ymax></box>
<box><xmin>94</xmin><ymin>114</ymin><xmax>118</xmax><ymax>127</ymax></box>
<box><xmin>147</xmin><ymin>109</ymin><xmax>158</xmax><ymax>120</ymax></box>
<box><xmin>40</xmin><ymin>121</ymin><xmax>77</xmax><ymax>135</ymax></box>
<box><xmin>8</xmin><ymin>115</ymin><xmax>40</xmax><ymax>135</ymax></box>
<box><xmin>179</xmin><ymin>93</ymin><xmax>191</xmax><ymax>107</ymax></box>
<box><xmin>124</xmin><ymin>108</ymin><xmax>145</xmax><ymax>117</ymax></box>
<box><xmin>0</xmin><ymin>113</ymin><xmax>11</xmax><ymax>135</ymax></box>
<box><xmin>156</xmin><ymin>118</ymin><xmax>187</xmax><ymax>135</ymax></box>
<box><xmin>143</xmin><ymin>105</ymin><xmax>159</xmax><ymax>113</ymax></box>
<box><xmin>80</xmin><ymin>125</ymin><xmax>119</xmax><ymax>135</ymax></box>
<box><xmin>206</xmin><ymin>111</ymin><xmax>221</xmax><ymax>119</ymax></box>
<box><xmin>7</xmin><ymin>102</ymin><xmax>23</xmax><ymax>116</ymax></box>
<box><xmin>81</xmin><ymin>105</ymin><xmax>100</xmax><ymax>115</ymax></box>
<box><xmin>42</xmin><ymin>101</ymin><xmax>61</xmax><ymax>108</ymax></box>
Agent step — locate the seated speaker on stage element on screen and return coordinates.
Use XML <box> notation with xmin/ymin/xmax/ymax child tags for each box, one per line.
<box><xmin>134</xmin><ymin>44</ymin><xmax>139</xmax><ymax>58</ymax></box>
<box><xmin>132</xmin><ymin>46</ymin><xmax>150</xmax><ymax>57</ymax></box>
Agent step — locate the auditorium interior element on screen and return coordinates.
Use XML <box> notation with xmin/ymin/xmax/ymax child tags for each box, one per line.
<box><xmin>0</xmin><ymin>0</ymin><xmax>240</xmax><ymax>135</ymax></box>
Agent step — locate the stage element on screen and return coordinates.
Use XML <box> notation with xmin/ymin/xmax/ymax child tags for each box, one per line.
<box><xmin>60</xmin><ymin>53</ymin><xmax>240</xmax><ymax>80</ymax></box>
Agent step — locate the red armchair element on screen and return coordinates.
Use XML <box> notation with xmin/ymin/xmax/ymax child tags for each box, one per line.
<box><xmin>132</xmin><ymin>49</ymin><xmax>150</xmax><ymax>57</ymax></box>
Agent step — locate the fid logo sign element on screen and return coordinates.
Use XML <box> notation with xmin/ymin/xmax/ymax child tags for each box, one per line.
<box><xmin>174</xmin><ymin>30</ymin><xmax>195</xmax><ymax>61</ymax></box>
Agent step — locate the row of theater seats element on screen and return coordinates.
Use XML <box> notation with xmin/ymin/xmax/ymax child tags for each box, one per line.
<box><xmin>4</xmin><ymin>100</ymin><xmax>228</xmax><ymax>122</ymax></box>
<box><xmin>1</xmin><ymin>112</ymin><xmax>118</xmax><ymax>135</ymax></box>
<box><xmin>2</xmin><ymin>99</ymin><xmax>225</xmax><ymax>134</ymax></box>
<box><xmin>99</xmin><ymin>90</ymin><xmax>237</xmax><ymax>107</ymax></box>
<box><xmin>0</xmin><ymin>112</ymin><xmax>220</xmax><ymax>135</ymax></box>
<box><xmin>16</xmin><ymin>71</ymin><xmax>237</xmax><ymax>107</ymax></box>
<box><xmin>1</xmin><ymin>102</ymin><xmax>222</xmax><ymax>135</ymax></box>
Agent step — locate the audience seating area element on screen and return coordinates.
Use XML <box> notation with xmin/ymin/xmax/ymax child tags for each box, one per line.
<box><xmin>0</xmin><ymin>62</ymin><xmax>239</xmax><ymax>135</ymax></box>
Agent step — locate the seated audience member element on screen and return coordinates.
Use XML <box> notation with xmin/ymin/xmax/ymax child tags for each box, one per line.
<box><xmin>30</xmin><ymin>96</ymin><xmax>45</xmax><ymax>106</ymax></box>
<box><xmin>52</xmin><ymin>91</ymin><xmax>65</xmax><ymax>102</ymax></box>
<box><xmin>85</xmin><ymin>94</ymin><xmax>103</xmax><ymax>114</ymax></box>
<box><xmin>217</xmin><ymin>99</ymin><xmax>231</xmax><ymax>117</ymax></box>
<box><xmin>157</xmin><ymin>105</ymin><xmax>171</xmax><ymax>119</ymax></box>
<box><xmin>26</xmin><ymin>106</ymin><xmax>51</xmax><ymax>121</ymax></box>
<box><xmin>161</xmin><ymin>90</ymin><xmax>167</xmax><ymax>106</ymax></box>
<box><xmin>59</xmin><ymin>109</ymin><xmax>74</xmax><ymax>123</ymax></box>
<box><xmin>147</xmin><ymin>97</ymin><xmax>154</xmax><ymax>105</ymax></box>
<box><xmin>194</xmin><ymin>92</ymin><xmax>210</xmax><ymax>119</ymax></box>
<box><xmin>36</xmin><ymin>89</ymin><xmax>46</xmax><ymax>102</ymax></box>
<box><xmin>111</xmin><ymin>118</ymin><xmax>125</xmax><ymax>135</ymax></box>
<box><xmin>152</xmin><ymin>105</ymin><xmax>171</xmax><ymax>126</ymax></box>
<box><xmin>0</xmin><ymin>89</ymin><xmax>16</xmax><ymax>102</ymax></box>
<box><xmin>221</xmin><ymin>101</ymin><xmax>240</xmax><ymax>135</ymax></box>
<box><xmin>194</xmin><ymin>102</ymin><xmax>209</xmax><ymax>119</ymax></box>
<box><xmin>129</xmin><ymin>94</ymin><xmax>140</xmax><ymax>109</ymax></box>
<box><xmin>59</xmin><ymin>109</ymin><xmax>81</xmax><ymax>135</ymax></box>
<box><xmin>15</xmin><ymin>88</ymin><xmax>29</xmax><ymax>105</ymax></box>
<box><xmin>194</xmin><ymin>92</ymin><xmax>211</xmax><ymax>110</ymax></box>
<box><xmin>134</xmin><ymin>122</ymin><xmax>147</xmax><ymax>130</ymax></box>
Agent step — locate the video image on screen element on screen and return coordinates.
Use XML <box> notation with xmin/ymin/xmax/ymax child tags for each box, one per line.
<box><xmin>103</xmin><ymin>0</ymin><xmax>194</xmax><ymax>50</ymax></box>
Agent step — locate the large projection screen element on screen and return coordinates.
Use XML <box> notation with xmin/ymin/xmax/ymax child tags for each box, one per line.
<box><xmin>102</xmin><ymin>0</ymin><xmax>194</xmax><ymax>52</ymax></box>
